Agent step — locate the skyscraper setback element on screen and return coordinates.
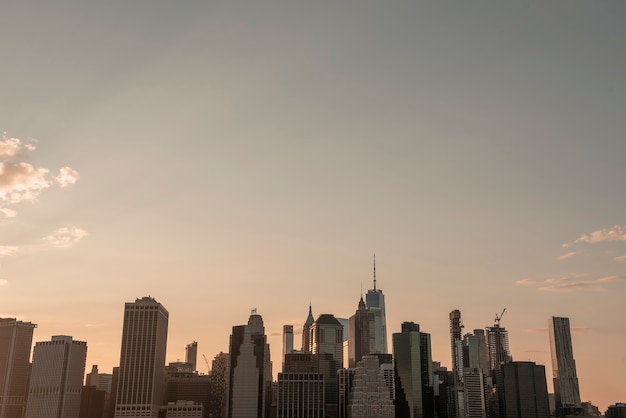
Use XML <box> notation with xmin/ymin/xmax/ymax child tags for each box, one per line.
<box><xmin>549</xmin><ymin>316</ymin><xmax>582</xmax><ymax>417</ymax></box>
<box><xmin>114</xmin><ymin>296</ymin><xmax>169</xmax><ymax>418</ymax></box>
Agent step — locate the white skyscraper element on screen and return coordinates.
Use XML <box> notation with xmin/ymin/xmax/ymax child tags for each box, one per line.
<box><xmin>24</xmin><ymin>335</ymin><xmax>87</xmax><ymax>418</ymax></box>
<box><xmin>347</xmin><ymin>356</ymin><xmax>395</xmax><ymax>418</ymax></box>
<box><xmin>226</xmin><ymin>310</ymin><xmax>272</xmax><ymax>418</ymax></box>
<box><xmin>115</xmin><ymin>296</ymin><xmax>169</xmax><ymax>418</ymax></box>
<box><xmin>365</xmin><ymin>255</ymin><xmax>388</xmax><ymax>354</ymax></box>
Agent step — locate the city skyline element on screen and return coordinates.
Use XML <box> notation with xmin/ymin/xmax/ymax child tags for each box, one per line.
<box><xmin>1</xmin><ymin>0</ymin><xmax>625</xmax><ymax>412</ymax></box>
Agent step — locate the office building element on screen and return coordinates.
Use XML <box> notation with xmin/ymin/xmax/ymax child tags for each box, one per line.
<box><xmin>302</xmin><ymin>305</ymin><xmax>315</xmax><ymax>353</ymax></box>
<box><xmin>208</xmin><ymin>353</ymin><xmax>229</xmax><ymax>418</ymax></box>
<box><xmin>606</xmin><ymin>404</ymin><xmax>626</xmax><ymax>418</ymax></box>
<box><xmin>347</xmin><ymin>355</ymin><xmax>395</xmax><ymax>418</ymax></box>
<box><xmin>282</xmin><ymin>325</ymin><xmax>294</xmax><ymax>372</ymax></box>
<box><xmin>165</xmin><ymin>401</ymin><xmax>203</xmax><ymax>418</ymax></box>
<box><xmin>80</xmin><ymin>385</ymin><xmax>107</xmax><ymax>418</ymax></box>
<box><xmin>393</xmin><ymin>322</ymin><xmax>434</xmax><ymax>418</ymax></box>
<box><xmin>365</xmin><ymin>256</ymin><xmax>388</xmax><ymax>354</ymax></box>
<box><xmin>548</xmin><ymin>317</ymin><xmax>582</xmax><ymax>417</ymax></box>
<box><xmin>114</xmin><ymin>296</ymin><xmax>169</xmax><ymax>418</ymax></box>
<box><xmin>225</xmin><ymin>310</ymin><xmax>272</xmax><ymax>418</ymax></box>
<box><xmin>492</xmin><ymin>361</ymin><xmax>550</xmax><ymax>418</ymax></box>
<box><xmin>185</xmin><ymin>341</ymin><xmax>198</xmax><ymax>373</ymax></box>
<box><xmin>276</xmin><ymin>371</ymin><xmax>324</xmax><ymax>418</ymax></box>
<box><xmin>308</xmin><ymin>314</ymin><xmax>343</xmax><ymax>418</ymax></box>
<box><xmin>348</xmin><ymin>297</ymin><xmax>375</xmax><ymax>368</ymax></box>
<box><xmin>25</xmin><ymin>335</ymin><xmax>88</xmax><ymax>418</ymax></box>
<box><xmin>0</xmin><ymin>318</ymin><xmax>36</xmax><ymax>418</ymax></box>
<box><xmin>165</xmin><ymin>363</ymin><xmax>210</xmax><ymax>418</ymax></box>
<box><xmin>463</xmin><ymin>368</ymin><xmax>487</xmax><ymax>418</ymax></box>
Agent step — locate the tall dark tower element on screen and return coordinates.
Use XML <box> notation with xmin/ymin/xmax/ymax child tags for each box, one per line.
<box><xmin>549</xmin><ymin>316</ymin><xmax>582</xmax><ymax>417</ymax></box>
<box><xmin>348</xmin><ymin>297</ymin><xmax>375</xmax><ymax>368</ymax></box>
<box><xmin>0</xmin><ymin>318</ymin><xmax>37</xmax><ymax>418</ymax></box>
<box><xmin>365</xmin><ymin>254</ymin><xmax>388</xmax><ymax>354</ymax></box>
<box><xmin>114</xmin><ymin>296</ymin><xmax>169</xmax><ymax>418</ymax></box>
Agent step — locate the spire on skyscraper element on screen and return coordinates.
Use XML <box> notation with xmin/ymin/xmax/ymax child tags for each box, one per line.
<box><xmin>373</xmin><ymin>253</ymin><xmax>377</xmax><ymax>291</ymax></box>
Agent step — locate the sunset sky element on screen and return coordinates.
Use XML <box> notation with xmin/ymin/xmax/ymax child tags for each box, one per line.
<box><xmin>1</xmin><ymin>0</ymin><xmax>625</xmax><ymax>410</ymax></box>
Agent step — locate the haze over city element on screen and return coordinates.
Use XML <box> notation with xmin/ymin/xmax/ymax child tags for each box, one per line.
<box><xmin>1</xmin><ymin>0</ymin><xmax>625</xmax><ymax>412</ymax></box>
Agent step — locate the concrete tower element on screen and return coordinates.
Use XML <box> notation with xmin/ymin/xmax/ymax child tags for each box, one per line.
<box><xmin>549</xmin><ymin>316</ymin><xmax>582</xmax><ymax>417</ymax></box>
<box><xmin>114</xmin><ymin>296</ymin><xmax>169</xmax><ymax>418</ymax></box>
<box><xmin>225</xmin><ymin>310</ymin><xmax>272</xmax><ymax>418</ymax></box>
<box><xmin>25</xmin><ymin>335</ymin><xmax>87</xmax><ymax>418</ymax></box>
<box><xmin>0</xmin><ymin>318</ymin><xmax>37</xmax><ymax>418</ymax></box>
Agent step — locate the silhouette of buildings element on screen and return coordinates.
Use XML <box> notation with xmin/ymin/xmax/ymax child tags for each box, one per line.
<box><xmin>309</xmin><ymin>314</ymin><xmax>343</xmax><ymax>418</ymax></box>
<box><xmin>277</xmin><ymin>353</ymin><xmax>324</xmax><ymax>418</ymax></box>
<box><xmin>549</xmin><ymin>316</ymin><xmax>582</xmax><ymax>417</ymax></box>
<box><xmin>185</xmin><ymin>341</ymin><xmax>198</xmax><ymax>373</ymax></box>
<box><xmin>114</xmin><ymin>296</ymin><xmax>169</xmax><ymax>418</ymax></box>
<box><xmin>302</xmin><ymin>305</ymin><xmax>315</xmax><ymax>353</ymax></box>
<box><xmin>282</xmin><ymin>325</ymin><xmax>294</xmax><ymax>373</ymax></box>
<box><xmin>348</xmin><ymin>297</ymin><xmax>375</xmax><ymax>368</ymax></box>
<box><xmin>208</xmin><ymin>352</ymin><xmax>229</xmax><ymax>418</ymax></box>
<box><xmin>225</xmin><ymin>310</ymin><xmax>272</xmax><ymax>418</ymax></box>
<box><xmin>0</xmin><ymin>318</ymin><xmax>36</xmax><ymax>418</ymax></box>
<box><xmin>25</xmin><ymin>335</ymin><xmax>87</xmax><ymax>418</ymax></box>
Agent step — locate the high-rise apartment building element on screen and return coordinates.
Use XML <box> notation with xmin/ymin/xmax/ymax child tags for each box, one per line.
<box><xmin>282</xmin><ymin>325</ymin><xmax>294</xmax><ymax>372</ymax></box>
<box><xmin>393</xmin><ymin>322</ymin><xmax>434</xmax><ymax>418</ymax></box>
<box><xmin>114</xmin><ymin>296</ymin><xmax>169</xmax><ymax>418</ymax></box>
<box><xmin>486</xmin><ymin>323</ymin><xmax>512</xmax><ymax>372</ymax></box>
<box><xmin>185</xmin><ymin>341</ymin><xmax>198</xmax><ymax>373</ymax></box>
<box><xmin>0</xmin><ymin>318</ymin><xmax>36</xmax><ymax>418</ymax></box>
<box><xmin>347</xmin><ymin>356</ymin><xmax>395</xmax><ymax>418</ymax></box>
<box><xmin>25</xmin><ymin>335</ymin><xmax>88</xmax><ymax>418</ymax></box>
<box><xmin>548</xmin><ymin>316</ymin><xmax>582</xmax><ymax>417</ymax></box>
<box><xmin>225</xmin><ymin>311</ymin><xmax>272</xmax><ymax>418</ymax></box>
<box><xmin>348</xmin><ymin>297</ymin><xmax>375</xmax><ymax>368</ymax></box>
<box><xmin>365</xmin><ymin>256</ymin><xmax>388</xmax><ymax>354</ymax></box>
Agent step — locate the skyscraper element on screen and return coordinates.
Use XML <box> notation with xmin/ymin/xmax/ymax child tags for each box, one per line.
<box><xmin>25</xmin><ymin>335</ymin><xmax>88</xmax><ymax>418</ymax></box>
<box><xmin>302</xmin><ymin>304</ymin><xmax>315</xmax><ymax>353</ymax></box>
<box><xmin>185</xmin><ymin>341</ymin><xmax>198</xmax><ymax>372</ymax></box>
<box><xmin>277</xmin><ymin>353</ymin><xmax>324</xmax><ymax>418</ymax></box>
<box><xmin>209</xmin><ymin>352</ymin><xmax>229</xmax><ymax>418</ymax></box>
<box><xmin>548</xmin><ymin>317</ymin><xmax>582</xmax><ymax>417</ymax></box>
<box><xmin>449</xmin><ymin>310</ymin><xmax>465</xmax><ymax>418</ymax></box>
<box><xmin>486</xmin><ymin>324</ymin><xmax>512</xmax><ymax>372</ymax></box>
<box><xmin>0</xmin><ymin>318</ymin><xmax>36</xmax><ymax>418</ymax></box>
<box><xmin>225</xmin><ymin>310</ymin><xmax>272</xmax><ymax>418</ymax></box>
<box><xmin>308</xmin><ymin>314</ymin><xmax>343</xmax><ymax>418</ymax></box>
<box><xmin>492</xmin><ymin>361</ymin><xmax>550</xmax><ymax>418</ymax></box>
<box><xmin>282</xmin><ymin>325</ymin><xmax>294</xmax><ymax>372</ymax></box>
<box><xmin>347</xmin><ymin>356</ymin><xmax>395</xmax><ymax>418</ymax></box>
<box><xmin>393</xmin><ymin>322</ymin><xmax>434</xmax><ymax>418</ymax></box>
<box><xmin>348</xmin><ymin>296</ymin><xmax>375</xmax><ymax>368</ymax></box>
<box><xmin>365</xmin><ymin>255</ymin><xmax>388</xmax><ymax>354</ymax></box>
<box><xmin>114</xmin><ymin>296</ymin><xmax>169</xmax><ymax>418</ymax></box>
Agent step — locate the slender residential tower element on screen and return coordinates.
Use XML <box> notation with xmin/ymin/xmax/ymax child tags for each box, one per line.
<box><xmin>114</xmin><ymin>296</ymin><xmax>169</xmax><ymax>418</ymax></box>
<box><xmin>185</xmin><ymin>341</ymin><xmax>198</xmax><ymax>372</ymax></box>
<box><xmin>549</xmin><ymin>316</ymin><xmax>581</xmax><ymax>417</ymax></box>
<box><xmin>365</xmin><ymin>254</ymin><xmax>388</xmax><ymax>354</ymax></box>
<box><xmin>0</xmin><ymin>318</ymin><xmax>37</xmax><ymax>418</ymax></box>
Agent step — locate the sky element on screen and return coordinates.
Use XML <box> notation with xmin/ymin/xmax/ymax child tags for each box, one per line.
<box><xmin>1</xmin><ymin>0</ymin><xmax>625</xmax><ymax>410</ymax></box>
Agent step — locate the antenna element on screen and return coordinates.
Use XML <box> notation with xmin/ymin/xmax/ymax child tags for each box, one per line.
<box><xmin>495</xmin><ymin>308</ymin><xmax>507</xmax><ymax>326</ymax></box>
<box><xmin>373</xmin><ymin>253</ymin><xmax>377</xmax><ymax>291</ymax></box>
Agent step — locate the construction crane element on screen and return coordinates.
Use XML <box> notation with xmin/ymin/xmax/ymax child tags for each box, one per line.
<box><xmin>495</xmin><ymin>308</ymin><xmax>506</xmax><ymax>326</ymax></box>
<box><xmin>203</xmin><ymin>354</ymin><xmax>211</xmax><ymax>374</ymax></box>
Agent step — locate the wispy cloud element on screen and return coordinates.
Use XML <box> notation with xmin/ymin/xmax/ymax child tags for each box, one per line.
<box><xmin>0</xmin><ymin>246</ymin><xmax>18</xmax><ymax>257</ymax></box>
<box><xmin>564</xmin><ymin>225</ymin><xmax>626</xmax><ymax>248</ymax></box>
<box><xmin>516</xmin><ymin>274</ymin><xmax>625</xmax><ymax>293</ymax></box>
<box><xmin>557</xmin><ymin>252</ymin><xmax>577</xmax><ymax>260</ymax></box>
<box><xmin>615</xmin><ymin>255</ymin><xmax>626</xmax><ymax>262</ymax></box>
<box><xmin>0</xmin><ymin>133</ymin><xmax>35</xmax><ymax>157</ymax></box>
<box><xmin>42</xmin><ymin>227</ymin><xmax>88</xmax><ymax>248</ymax></box>
<box><xmin>0</xmin><ymin>208</ymin><xmax>17</xmax><ymax>218</ymax></box>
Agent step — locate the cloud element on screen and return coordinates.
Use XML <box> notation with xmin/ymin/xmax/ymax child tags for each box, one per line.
<box><xmin>42</xmin><ymin>227</ymin><xmax>88</xmax><ymax>248</ymax></box>
<box><xmin>0</xmin><ymin>134</ymin><xmax>35</xmax><ymax>157</ymax></box>
<box><xmin>515</xmin><ymin>279</ymin><xmax>539</xmax><ymax>285</ymax></box>
<box><xmin>0</xmin><ymin>246</ymin><xmax>18</xmax><ymax>257</ymax></box>
<box><xmin>0</xmin><ymin>278</ymin><xmax>7</xmax><ymax>286</ymax></box>
<box><xmin>615</xmin><ymin>255</ymin><xmax>626</xmax><ymax>262</ymax></box>
<box><xmin>557</xmin><ymin>252</ymin><xmax>577</xmax><ymax>260</ymax></box>
<box><xmin>55</xmin><ymin>167</ymin><xmax>79</xmax><ymax>188</ymax></box>
<box><xmin>0</xmin><ymin>162</ymin><xmax>51</xmax><ymax>203</ymax></box>
<box><xmin>517</xmin><ymin>274</ymin><xmax>625</xmax><ymax>293</ymax></box>
<box><xmin>0</xmin><ymin>208</ymin><xmax>17</xmax><ymax>218</ymax></box>
<box><xmin>566</xmin><ymin>225</ymin><xmax>626</xmax><ymax>247</ymax></box>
